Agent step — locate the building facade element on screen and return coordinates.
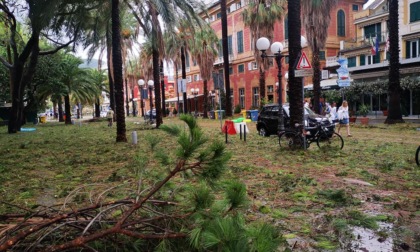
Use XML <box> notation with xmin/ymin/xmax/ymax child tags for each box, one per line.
<box><xmin>181</xmin><ymin>0</ymin><xmax>367</xmax><ymax>113</ymax></box>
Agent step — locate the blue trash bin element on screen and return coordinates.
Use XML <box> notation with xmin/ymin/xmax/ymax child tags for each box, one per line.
<box><xmin>249</xmin><ymin>110</ymin><xmax>259</xmax><ymax>121</ymax></box>
<box><xmin>209</xmin><ymin>110</ymin><xmax>215</xmax><ymax>119</ymax></box>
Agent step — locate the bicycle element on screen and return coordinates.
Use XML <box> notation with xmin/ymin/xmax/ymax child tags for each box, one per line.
<box><xmin>278</xmin><ymin>121</ymin><xmax>344</xmax><ymax>150</ymax></box>
<box><xmin>416</xmin><ymin>145</ymin><xmax>420</xmax><ymax>166</ymax></box>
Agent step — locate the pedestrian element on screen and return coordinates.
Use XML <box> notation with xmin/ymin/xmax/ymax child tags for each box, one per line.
<box><xmin>337</xmin><ymin>100</ymin><xmax>351</xmax><ymax>137</ymax></box>
<box><xmin>325</xmin><ymin>102</ymin><xmax>332</xmax><ymax>119</ymax></box>
<box><xmin>106</xmin><ymin>109</ymin><xmax>114</xmax><ymax>127</ymax></box>
<box><xmin>330</xmin><ymin>102</ymin><xmax>338</xmax><ymax>122</ymax></box>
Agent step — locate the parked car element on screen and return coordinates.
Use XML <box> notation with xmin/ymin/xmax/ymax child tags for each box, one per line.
<box><xmin>256</xmin><ymin>103</ymin><xmax>335</xmax><ymax>137</ymax></box>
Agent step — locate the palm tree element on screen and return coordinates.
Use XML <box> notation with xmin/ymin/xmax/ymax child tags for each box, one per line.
<box><xmin>287</xmin><ymin>0</ymin><xmax>304</xmax><ymax>126</ymax></box>
<box><xmin>189</xmin><ymin>27</ymin><xmax>218</xmax><ymax>119</ymax></box>
<box><xmin>86</xmin><ymin>69</ymin><xmax>108</xmax><ymax>118</ymax></box>
<box><xmin>302</xmin><ymin>0</ymin><xmax>337</xmax><ymax>114</ymax></box>
<box><xmin>112</xmin><ymin>0</ymin><xmax>127</xmax><ymax>142</ymax></box>
<box><xmin>220</xmin><ymin>0</ymin><xmax>232</xmax><ymax>116</ymax></box>
<box><xmin>385</xmin><ymin>0</ymin><xmax>404</xmax><ymax>124</ymax></box>
<box><xmin>242</xmin><ymin>0</ymin><xmax>286</xmax><ymax>107</ymax></box>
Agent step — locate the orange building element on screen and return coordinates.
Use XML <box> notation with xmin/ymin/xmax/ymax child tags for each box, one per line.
<box><xmin>182</xmin><ymin>0</ymin><xmax>367</xmax><ymax>112</ymax></box>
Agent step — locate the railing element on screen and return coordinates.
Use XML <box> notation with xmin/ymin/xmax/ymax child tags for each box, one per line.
<box><xmin>213</xmin><ymin>54</ymin><xmax>234</xmax><ymax>65</ymax></box>
<box><xmin>326</xmin><ymin>57</ymin><xmax>340</xmax><ymax>68</ymax></box>
<box><xmin>341</xmin><ymin>32</ymin><xmax>387</xmax><ymax>51</ymax></box>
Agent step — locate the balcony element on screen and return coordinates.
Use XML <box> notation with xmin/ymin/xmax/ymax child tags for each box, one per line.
<box><xmin>213</xmin><ymin>54</ymin><xmax>234</xmax><ymax>65</ymax></box>
<box><xmin>340</xmin><ymin>32</ymin><xmax>387</xmax><ymax>52</ymax></box>
<box><xmin>326</xmin><ymin>56</ymin><xmax>340</xmax><ymax>68</ymax></box>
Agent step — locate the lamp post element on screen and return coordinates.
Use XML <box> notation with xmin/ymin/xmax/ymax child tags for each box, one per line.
<box><xmin>191</xmin><ymin>88</ymin><xmax>199</xmax><ymax>117</ymax></box>
<box><xmin>256</xmin><ymin>37</ymin><xmax>285</xmax><ymax>132</ymax></box>
<box><xmin>131</xmin><ymin>88</ymin><xmax>136</xmax><ymax>117</ymax></box>
<box><xmin>138</xmin><ymin>79</ymin><xmax>145</xmax><ymax>117</ymax></box>
<box><xmin>138</xmin><ymin>79</ymin><xmax>154</xmax><ymax>123</ymax></box>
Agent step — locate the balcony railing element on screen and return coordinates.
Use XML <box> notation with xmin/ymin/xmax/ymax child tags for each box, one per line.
<box><xmin>341</xmin><ymin>32</ymin><xmax>387</xmax><ymax>51</ymax></box>
<box><xmin>326</xmin><ymin>56</ymin><xmax>340</xmax><ymax>68</ymax></box>
<box><xmin>214</xmin><ymin>54</ymin><xmax>234</xmax><ymax>65</ymax></box>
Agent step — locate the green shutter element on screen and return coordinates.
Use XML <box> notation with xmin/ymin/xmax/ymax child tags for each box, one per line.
<box><xmin>360</xmin><ymin>54</ymin><xmax>365</xmax><ymax>66</ymax></box>
<box><xmin>237</xmin><ymin>31</ymin><xmax>243</xmax><ymax>53</ymax></box>
<box><xmin>406</xmin><ymin>41</ymin><xmax>411</xmax><ymax>59</ymax></box>
<box><xmin>348</xmin><ymin>57</ymin><xmax>356</xmax><ymax>67</ymax></box>
<box><xmin>410</xmin><ymin>2</ymin><xmax>420</xmax><ymax>22</ymax></box>
<box><xmin>228</xmin><ymin>35</ymin><xmax>233</xmax><ymax>55</ymax></box>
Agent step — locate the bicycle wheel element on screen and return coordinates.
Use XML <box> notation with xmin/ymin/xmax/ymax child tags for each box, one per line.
<box><xmin>416</xmin><ymin>145</ymin><xmax>420</xmax><ymax>166</ymax></box>
<box><xmin>317</xmin><ymin>132</ymin><xmax>344</xmax><ymax>150</ymax></box>
<box><xmin>279</xmin><ymin>131</ymin><xmax>302</xmax><ymax>150</ymax></box>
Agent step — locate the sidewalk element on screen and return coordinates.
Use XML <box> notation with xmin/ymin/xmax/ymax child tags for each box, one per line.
<box><xmin>355</xmin><ymin>115</ymin><xmax>420</xmax><ymax>125</ymax></box>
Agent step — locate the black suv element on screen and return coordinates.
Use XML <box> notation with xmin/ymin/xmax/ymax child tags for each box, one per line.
<box><xmin>256</xmin><ymin>104</ymin><xmax>335</xmax><ymax>136</ymax></box>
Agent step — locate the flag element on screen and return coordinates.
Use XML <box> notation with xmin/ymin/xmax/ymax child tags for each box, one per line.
<box><xmin>370</xmin><ymin>36</ymin><xmax>376</xmax><ymax>56</ymax></box>
<box><xmin>375</xmin><ymin>35</ymin><xmax>379</xmax><ymax>55</ymax></box>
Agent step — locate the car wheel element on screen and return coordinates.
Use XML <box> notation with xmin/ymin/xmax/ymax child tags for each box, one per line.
<box><xmin>259</xmin><ymin>127</ymin><xmax>269</xmax><ymax>137</ymax></box>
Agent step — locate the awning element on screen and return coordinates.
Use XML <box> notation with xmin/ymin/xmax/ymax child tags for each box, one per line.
<box><xmin>165</xmin><ymin>94</ymin><xmax>204</xmax><ymax>103</ymax></box>
<box><xmin>304</xmin><ymin>78</ymin><xmax>340</xmax><ymax>91</ymax></box>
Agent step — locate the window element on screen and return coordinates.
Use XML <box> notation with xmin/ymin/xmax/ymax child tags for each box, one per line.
<box><xmin>229</xmin><ymin>67</ymin><xmax>233</xmax><ymax>75</ymax></box>
<box><xmin>193</xmin><ymin>59</ymin><xmax>197</xmax><ymax>66</ymax></box>
<box><xmin>360</xmin><ymin>54</ymin><xmax>365</xmax><ymax>66</ymax></box>
<box><xmin>410</xmin><ymin>1</ymin><xmax>420</xmax><ymax>23</ymax></box>
<box><xmin>252</xmin><ymin>61</ymin><xmax>258</xmax><ymax>70</ymax></box>
<box><xmin>216</xmin><ymin>12</ymin><xmax>221</xmax><ymax>19</ymax></box>
<box><xmin>267</xmin><ymin>85</ymin><xmax>274</xmax><ymax>93</ymax></box>
<box><xmin>228</xmin><ymin>35</ymin><xmax>233</xmax><ymax>55</ymax></box>
<box><xmin>348</xmin><ymin>57</ymin><xmax>356</xmax><ymax>67</ymax></box>
<box><xmin>319</xmin><ymin>51</ymin><xmax>326</xmax><ymax>60</ymax></box>
<box><xmin>284</xmin><ymin>15</ymin><xmax>288</xmax><ymax>40</ymax></box>
<box><xmin>186</xmin><ymin>52</ymin><xmax>190</xmax><ymax>68</ymax></box>
<box><xmin>187</xmin><ymin>76</ymin><xmax>192</xmax><ymax>83</ymax></box>
<box><xmin>239</xmin><ymin>88</ymin><xmax>245</xmax><ymax>109</ymax></box>
<box><xmin>218</xmin><ymin>39</ymin><xmax>223</xmax><ymax>57</ymax></box>
<box><xmin>238</xmin><ymin>64</ymin><xmax>245</xmax><ymax>73</ymax></box>
<box><xmin>193</xmin><ymin>74</ymin><xmax>200</xmax><ymax>81</ymax></box>
<box><xmin>352</xmin><ymin>4</ymin><xmax>359</xmax><ymax>11</ymax></box>
<box><xmin>363</xmin><ymin>54</ymin><xmax>380</xmax><ymax>65</ymax></box>
<box><xmin>337</xmin><ymin>10</ymin><xmax>345</xmax><ymax>36</ymax></box>
<box><xmin>252</xmin><ymin>87</ymin><xmax>259</xmax><ymax>108</ymax></box>
<box><xmin>364</xmin><ymin>23</ymin><xmax>381</xmax><ymax>42</ymax></box>
<box><xmin>237</xmin><ymin>31</ymin><xmax>244</xmax><ymax>53</ymax></box>
<box><xmin>406</xmin><ymin>39</ymin><xmax>420</xmax><ymax>59</ymax></box>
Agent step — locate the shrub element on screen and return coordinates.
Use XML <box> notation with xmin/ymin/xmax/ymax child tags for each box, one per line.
<box><xmin>234</xmin><ymin>104</ymin><xmax>241</xmax><ymax>114</ymax></box>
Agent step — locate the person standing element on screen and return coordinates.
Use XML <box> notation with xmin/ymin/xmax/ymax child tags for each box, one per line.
<box><xmin>337</xmin><ymin>101</ymin><xmax>351</xmax><ymax>137</ymax></box>
<box><xmin>330</xmin><ymin>102</ymin><xmax>338</xmax><ymax>122</ymax></box>
<box><xmin>106</xmin><ymin>109</ymin><xmax>114</xmax><ymax>127</ymax></box>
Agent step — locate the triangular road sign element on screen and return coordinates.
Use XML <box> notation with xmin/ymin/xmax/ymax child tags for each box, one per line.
<box><xmin>296</xmin><ymin>51</ymin><xmax>312</xmax><ymax>69</ymax></box>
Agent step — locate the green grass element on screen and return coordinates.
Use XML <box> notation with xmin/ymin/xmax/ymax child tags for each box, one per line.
<box><xmin>0</xmin><ymin>117</ymin><xmax>419</xmax><ymax>249</ymax></box>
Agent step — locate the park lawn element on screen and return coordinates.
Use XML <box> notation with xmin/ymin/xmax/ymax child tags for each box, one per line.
<box><xmin>0</xmin><ymin>116</ymin><xmax>419</xmax><ymax>250</ymax></box>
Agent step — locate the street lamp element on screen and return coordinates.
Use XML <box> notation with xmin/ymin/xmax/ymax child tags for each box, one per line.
<box><xmin>191</xmin><ymin>88</ymin><xmax>199</xmax><ymax>117</ymax></box>
<box><xmin>138</xmin><ymin>79</ymin><xmax>154</xmax><ymax>123</ymax></box>
<box><xmin>256</xmin><ymin>37</ymin><xmax>285</xmax><ymax>132</ymax></box>
<box><xmin>138</xmin><ymin>79</ymin><xmax>145</xmax><ymax>117</ymax></box>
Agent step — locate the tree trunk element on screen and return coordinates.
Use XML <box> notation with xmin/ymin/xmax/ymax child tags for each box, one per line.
<box><xmin>385</xmin><ymin>0</ymin><xmax>404</xmax><ymax>124</ymax></box>
<box><xmin>64</xmin><ymin>95</ymin><xmax>72</xmax><ymax>124</ymax></box>
<box><xmin>111</xmin><ymin>0</ymin><xmax>127</xmax><ymax>142</ymax></box>
<box><xmin>58</xmin><ymin>98</ymin><xmax>64</xmax><ymax>122</ymax></box>
<box><xmin>153</xmin><ymin>49</ymin><xmax>163</xmax><ymax>127</ymax></box>
<box><xmin>8</xmin><ymin>35</ymin><xmax>40</xmax><ymax>133</ymax></box>
<box><xmin>312</xmin><ymin>47</ymin><xmax>321</xmax><ymax>114</ymax></box>
<box><xmin>203</xmin><ymin>79</ymin><xmax>208</xmax><ymax>118</ymax></box>
<box><xmin>220</xmin><ymin>0</ymin><xmax>232</xmax><ymax>116</ymax></box>
<box><xmin>181</xmin><ymin>47</ymin><xmax>187</xmax><ymax>114</ymax></box>
<box><xmin>160</xmin><ymin>61</ymin><xmax>166</xmax><ymax>118</ymax></box>
<box><xmin>95</xmin><ymin>99</ymin><xmax>100</xmax><ymax>118</ymax></box>
<box><xmin>287</xmin><ymin>0</ymin><xmax>304</xmax><ymax>126</ymax></box>
<box><xmin>259</xmin><ymin>68</ymin><xmax>266</xmax><ymax>108</ymax></box>
<box><xmin>107</xmin><ymin>28</ymin><xmax>116</xmax><ymax>113</ymax></box>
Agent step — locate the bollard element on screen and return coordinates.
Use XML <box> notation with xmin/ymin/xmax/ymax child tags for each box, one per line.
<box><xmin>225</xmin><ymin>125</ymin><xmax>228</xmax><ymax>144</ymax></box>
<box><xmin>240</xmin><ymin>124</ymin><xmax>242</xmax><ymax>140</ymax></box>
<box><xmin>244</xmin><ymin>125</ymin><xmax>246</xmax><ymax>142</ymax></box>
<box><xmin>132</xmin><ymin>131</ymin><xmax>138</xmax><ymax>145</ymax></box>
